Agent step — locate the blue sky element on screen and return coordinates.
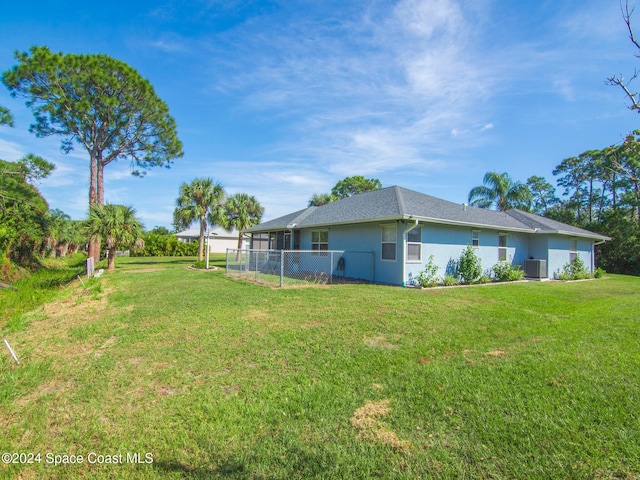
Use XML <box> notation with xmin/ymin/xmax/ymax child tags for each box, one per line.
<box><xmin>1</xmin><ymin>0</ymin><xmax>639</xmax><ymax>229</ymax></box>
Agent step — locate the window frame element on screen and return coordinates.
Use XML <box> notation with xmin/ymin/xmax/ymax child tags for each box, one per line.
<box><xmin>472</xmin><ymin>230</ymin><xmax>480</xmax><ymax>249</ymax></box>
<box><xmin>569</xmin><ymin>238</ymin><xmax>578</xmax><ymax>263</ymax></box>
<box><xmin>498</xmin><ymin>233</ymin><xmax>508</xmax><ymax>262</ymax></box>
<box><xmin>381</xmin><ymin>224</ymin><xmax>397</xmax><ymax>262</ymax></box>
<box><xmin>406</xmin><ymin>226</ymin><xmax>422</xmax><ymax>263</ymax></box>
<box><xmin>311</xmin><ymin>230</ymin><xmax>329</xmax><ymax>256</ymax></box>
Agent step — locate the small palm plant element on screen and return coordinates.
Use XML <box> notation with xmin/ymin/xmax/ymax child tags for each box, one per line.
<box><xmin>83</xmin><ymin>204</ymin><xmax>144</xmax><ymax>270</ymax></box>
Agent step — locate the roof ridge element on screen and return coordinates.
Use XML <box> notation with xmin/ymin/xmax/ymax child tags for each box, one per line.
<box><xmin>394</xmin><ymin>186</ymin><xmax>406</xmax><ymax>215</ymax></box>
<box><xmin>505</xmin><ymin>209</ymin><xmax>549</xmax><ymax>230</ymax></box>
<box><xmin>288</xmin><ymin>206</ymin><xmax>317</xmax><ymax>227</ymax></box>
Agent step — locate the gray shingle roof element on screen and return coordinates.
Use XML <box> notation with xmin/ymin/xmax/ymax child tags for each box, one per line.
<box><xmin>505</xmin><ymin>209</ymin><xmax>610</xmax><ymax>239</ymax></box>
<box><xmin>245</xmin><ymin>186</ymin><xmax>609</xmax><ymax>240</ymax></box>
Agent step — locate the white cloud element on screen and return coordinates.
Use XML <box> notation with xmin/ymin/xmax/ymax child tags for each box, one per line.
<box><xmin>40</xmin><ymin>160</ymin><xmax>83</xmax><ymax>187</ymax></box>
<box><xmin>394</xmin><ymin>0</ymin><xmax>465</xmax><ymax>39</ymax></box>
<box><xmin>0</xmin><ymin>138</ymin><xmax>25</xmax><ymax>160</ymax></box>
<box><xmin>148</xmin><ymin>35</ymin><xmax>187</xmax><ymax>53</ymax></box>
<box><xmin>135</xmin><ymin>207</ymin><xmax>175</xmax><ymax>228</ymax></box>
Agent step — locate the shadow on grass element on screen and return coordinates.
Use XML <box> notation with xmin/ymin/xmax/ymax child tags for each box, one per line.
<box><xmin>153</xmin><ymin>459</ymin><xmax>245</xmax><ymax>478</ymax></box>
<box><xmin>153</xmin><ymin>445</ymin><xmax>341</xmax><ymax>478</ymax></box>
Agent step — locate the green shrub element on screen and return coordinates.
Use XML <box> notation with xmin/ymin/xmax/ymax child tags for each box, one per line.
<box><xmin>442</xmin><ymin>274</ymin><xmax>459</xmax><ymax>286</ymax></box>
<box><xmin>132</xmin><ymin>232</ymin><xmax>199</xmax><ymax>257</ymax></box>
<box><xmin>557</xmin><ymin>257</ymin><xmax>591</xmax><ymax>280</ymax></box>
<box><xmin>594</xmin><ymin>267</ymin><xmax>606</xmax><ymax>278</ymax></box>
<box><xmin>458</xmin><ymin>245</ymin><xmax>482</xmax><ymax>284</ymax></box>
<box><xmin>416</xmin><ymin>255</ymin><xmax>440</xmax><ymax>287</ymax></box>
<box><xmin>193</xmin><ymin>260</ymin><xmax>207</xmax><ymax>269</ymax></box>
<box><xmin>492</xmin><ymin>262</ymin><xmax>525</xmax><ymax>282</ymax></box>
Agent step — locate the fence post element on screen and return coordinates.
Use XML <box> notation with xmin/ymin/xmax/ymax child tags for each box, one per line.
<box><xmin>280</xmin><ymin>250</ymin><xmax>284</xmax><ymax>287</ymax></box>
<box><xmin>86</xmin><ymin>257</ymin><xmax>94</xmax><ymax>278</ymax></box>
<box><xmin>330</xmin><ymin>251</ymin><xmax>334</xmax><ymax>284</ymax></box>
<box><xmin>225</xmin><ymin>249</ymin><xmax>229</xmax><ymax>276</ymax></box>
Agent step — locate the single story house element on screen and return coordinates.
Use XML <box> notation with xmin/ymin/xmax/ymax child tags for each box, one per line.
<box><xmin>244</xmin><ymin>186</ymin><xmax>609</xmax><ymax>286</ymax></box>
<box><xmin>175</xmin><ymin>226</ymin><xmax>244</xmax><ymax>253</ymax></box>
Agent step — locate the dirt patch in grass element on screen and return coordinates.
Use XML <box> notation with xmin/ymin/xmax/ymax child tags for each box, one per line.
<box><xmin>14</xmin><ymin>289</ymin><xmax>112</xmax><ymax>359</ymax></box>
<box><xmin>14</xmin><ymin>378</ymin><xmax>75</xmax><ymax>408</ymax></box>
<box><xmin>93</xmin><ymin>336</ymin><xmax>118</xmax><ymax>359</ymax></box>
<box><xmin>485</xmin><ymin>349</ymin><xmax>506</xmax><ymax>357</ymax></box>
<box><xmin>157</xmin><ymin>387</ymin><xmax>177</xmax><ymax>395</ymax></box>
<box><xmin>351</xmin><ymin>400</ymin><xmax>412</xmax><ymax>452</ymax></box>
<box><xmin>247</xmin><ymin>309</ymin><xmax>270</xmax><ymax>322</ymax></box>
<box><xmin>41</xmin><ymin>287</ymin><xmax>110</xmax><ymax>321</ymax></box>
<box><xmin>300</xmin><ymin>321</ymin><xmax>323</xmax><ymax>329</ymax></box>
<box><xmin>364</xmin><ymin>335</ymin><xmax>400</xmax><ymax>349</ymax></box>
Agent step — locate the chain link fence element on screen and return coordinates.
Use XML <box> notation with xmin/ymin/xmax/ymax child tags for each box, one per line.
<box><xmin>226</xmin><ymin>249</ymin><xmax>374</xmax><ymax>287</ymax></box>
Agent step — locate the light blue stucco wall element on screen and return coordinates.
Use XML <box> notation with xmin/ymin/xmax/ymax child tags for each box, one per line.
<box><xmin>547</xmin><ymin>235</ymin><xmax>594</xmax><ymax>278</ymax></box>
<box><xmin>527</xmin><ymin>235</ymin><xmax>549</xmax><ymax>263</ymax></box>
<box><xmin>299</xmin><ymin>222</ymin><xmax>403</xmax><ymax>284</ymax></box>
<box><xmin>293</xmin><ymin>221</ymin><xmax>595</xmax><ymax>286</ymax></box>
<box><xmin>404</xmin><ymin>224</ymin><xmax>531</xmax><ymax>284</ymax></box>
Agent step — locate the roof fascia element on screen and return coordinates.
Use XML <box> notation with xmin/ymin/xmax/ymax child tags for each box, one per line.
<box><xmin>405</xmin><ymin>214</ymin><xmax>534</xmax><ymax>233</ymax></box>
<box><xmin>543</xmin><ymin>230</ymin><xmax>611</xmax><ymax>241</ymax></box>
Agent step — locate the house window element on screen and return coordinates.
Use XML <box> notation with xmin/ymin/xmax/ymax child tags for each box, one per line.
<box><xmin>472</xmin><ymin>230</ymin><xmax>480</xmax><ymax>248</ymax></box>
<box><xmin>498</xmin><ymin>234</ymin><xmax>508</xmax><ymax>262</ymax></box>
<box><xmin>311</xmin><ymin>231</ymin><xmax>328</xmax><ymax>255</ymax></box>
<box><xmin>407</xmin><ymin>227</ymin><xmax>421</xmax><ymax>262</ymax></box>
<box><xmin>570</xmin><ymin>238</ymin><xmax>578</xmax><ymax>262</ymax></box>
<box><xmin>381</xmin><ymin>224</ymin><xmax>397</xmax><ymax>261</ymax></box>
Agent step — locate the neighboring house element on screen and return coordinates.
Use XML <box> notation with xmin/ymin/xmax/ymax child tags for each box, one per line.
<box><xmin>175</xmin><ymin>226</ymin><xmax>244</xmax><ymax>253</ymax></box>
<box><xmin>244</xmin><ymin>186</ymin><xmax>609</xmax><ymax>286</ymax></box>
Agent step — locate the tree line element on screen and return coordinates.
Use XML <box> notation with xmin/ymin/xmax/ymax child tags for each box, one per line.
<box><xmin>466</xmin><ymin>137</ymin><xmax>640</xmax><ymax>275</ymax></box>
<box><xmin>0</xmin><ymin>156</ymin><xmax>266</xmax><ymax>274</ymax></box>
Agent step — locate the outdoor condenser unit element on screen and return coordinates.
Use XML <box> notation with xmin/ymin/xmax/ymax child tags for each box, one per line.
<box><xmin>524</xmin><ymin>259</ymin><xmax>547</xmax><ymax>279</ymax></box>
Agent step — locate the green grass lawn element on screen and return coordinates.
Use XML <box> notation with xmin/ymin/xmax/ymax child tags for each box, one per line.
<box><xmin>1</xmin><ymin>255</ymin><xmax>639</xmax><ymax>479</ymax></box>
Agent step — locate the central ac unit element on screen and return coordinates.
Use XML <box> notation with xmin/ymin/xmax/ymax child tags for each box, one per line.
<box><xmin>524</xmin><ymin>259</ymin><xmax>547</xmax><ymax>278</ymax></box>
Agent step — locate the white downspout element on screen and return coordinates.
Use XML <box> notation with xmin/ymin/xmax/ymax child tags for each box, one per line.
<box><xmin>402</xmin><ymin>219</ymin><xmax>419</xmax><ymax>287</ymax></box>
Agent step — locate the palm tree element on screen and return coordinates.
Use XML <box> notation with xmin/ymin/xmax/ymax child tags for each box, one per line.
<box><xmin>223</xmin><ymin>193</ymin><xmax>264</xmax><ymax>255</ymax></box>
<box><xmin>173</xmin><ymin>178</ymin><xmax>226</xmax><ymax>261</ymax></box>
<box><xmin>83</xmin><ymin>204</ymin><xmax>144</xmax><ymax>270</ymax></box>
<box><xmin>308</xmin><ymin>193</ymin><xmax>337</xmax><ymax>206</ymax></box>
<box><xmin>42</xmin><ymin>209</ymin><xmax>71</xmax><ymax>258</ymax></box>
<box><xmin>61</xmin><ymin>220</ymin><xmax>85</xmax><ymax>256</ymax></box>
<box><xmin>468</xmin><ymin>172</ymin><xmax>532</xmax><ymax>211</ymax></box>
